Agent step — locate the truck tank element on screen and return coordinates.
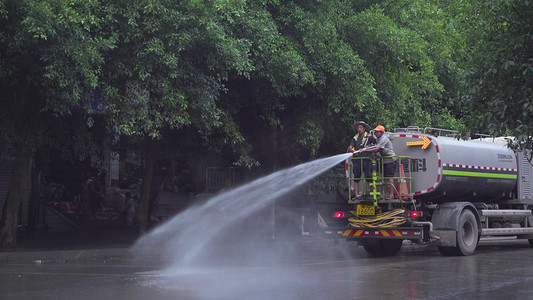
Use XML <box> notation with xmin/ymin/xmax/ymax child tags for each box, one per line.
<box><xmin>390</xmin><ymin>133</ymin><xmax>518</xmax><ymax>203</ymax></box>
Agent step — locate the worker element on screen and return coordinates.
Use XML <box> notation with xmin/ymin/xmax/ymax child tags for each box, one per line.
<box><xmin>361</xmin><ymin>125</ymin><xmax>396</xmax><ymax>200</ymax></box>
<box><xmin>347</xmin><ymin>121</ymin><xmax>373</xmax><ymax>199</ymax></box>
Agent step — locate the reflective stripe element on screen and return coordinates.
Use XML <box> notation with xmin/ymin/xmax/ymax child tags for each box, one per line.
<box><xmin>442</xmin><ymin>170</ymin><xmax>517</xmax><ymax>179</ymax></box>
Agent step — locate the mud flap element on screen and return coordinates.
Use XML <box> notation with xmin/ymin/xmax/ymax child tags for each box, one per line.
<box><xmin>431</xmin><ymin>202</ymin><xmax>480</xmax><ymax>247</ymax></box>
<box><xmin>433</xmin><ymin>229</ymin><xmax>456</xmax><ymax>247</ymax></box>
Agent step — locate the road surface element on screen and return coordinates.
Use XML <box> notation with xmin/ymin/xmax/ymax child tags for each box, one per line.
<box><xmin>1</xmin><ymin>237</ymin><xmax>532</xmax><ymax>299</ymax></box>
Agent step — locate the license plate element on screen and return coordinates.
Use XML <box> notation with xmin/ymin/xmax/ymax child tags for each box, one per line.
<box><xmin>356</xmin><ymin>204</ymin><xmax>375</xmax><ymax>216</ymax></box>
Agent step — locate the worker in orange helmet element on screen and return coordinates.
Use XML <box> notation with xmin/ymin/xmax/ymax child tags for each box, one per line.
<box><xmin>361</xmin><ymin>125</ymin><xmax>397</xmax><ymax>200</ymax></box>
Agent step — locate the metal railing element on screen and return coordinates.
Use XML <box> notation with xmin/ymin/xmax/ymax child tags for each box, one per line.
<box><xmin>347</xmin><ymin>155</ymin><xmax>412</xmax><ymax>204</ymax></box>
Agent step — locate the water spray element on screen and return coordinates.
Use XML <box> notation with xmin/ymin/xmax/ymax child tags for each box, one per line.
<box><xmin>131</xmin><ymin>152</ymin><xmax>353</xmax><ymax>268</ymax></box>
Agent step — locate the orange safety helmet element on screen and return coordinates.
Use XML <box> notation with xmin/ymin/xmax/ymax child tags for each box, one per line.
<box><xmin>373</xmin><ymin>125</ymin><xmax>385</xmax><ymax>132</ymax></box>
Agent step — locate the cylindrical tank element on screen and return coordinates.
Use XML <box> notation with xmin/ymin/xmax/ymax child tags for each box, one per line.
<box><xmin>390</xmin><ymin>133</ymin><xmax>518</xmax><ymax>203</ymax></box>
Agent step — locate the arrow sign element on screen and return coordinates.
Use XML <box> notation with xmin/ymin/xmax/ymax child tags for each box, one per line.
<box><xmin>406</xmin><ymin>136</ymin><xmax>431</xmax><ymax>149</ymax></box>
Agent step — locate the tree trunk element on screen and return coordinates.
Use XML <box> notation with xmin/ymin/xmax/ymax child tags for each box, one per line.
<box><xmin>0</xmin><ymin>144</ymin><xmax>31</xmax><ymax>248</ymax></box>
<box><xmin>27</xmin><ymin>151</ymin><xmax>42</xmax><ymax>233</ymax></box>
<box><xmin>137</xmin><ymin>139</ymin><xmax>160</xmax><ymax>233</ymax></box>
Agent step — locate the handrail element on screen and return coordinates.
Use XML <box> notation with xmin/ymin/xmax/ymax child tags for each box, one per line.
<box><xmin>347</xmin><ymin>155</ymin><xmax>412</xmax><ymax>202</ymax></box>
<box><xmin>423</xmin><ymin>127</ymin><xmax>458</xmax><ymax>136</ymax></box>
<box><xmin>393</xmin><ymin>126</ymin><xmax>421</xmax><ymax>133</ymax></box>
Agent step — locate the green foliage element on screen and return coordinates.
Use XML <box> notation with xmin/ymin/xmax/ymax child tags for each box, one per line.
<box><xmin>245</xmin><ymin>1</ymin><xmax>380</xmax><ymax>157</ymax></box>
<box><xmin>342</xmin><ymin>3</ymin><xmax>444</xmax><ymax>128</ymax></box>
<box><xmin>1</xmin><ymin>0</ymin><xmax>478</xmax><ymax>182</ymax></box>
<box><xmin>233</xmin><ymin>154</ymin><xmax>261</xmax><ymax>169</ymax></box>
<box><xmin>297</xmin><ymin>119</ymin><xmax>324</xmax><ymax>158</ymax></box>
<box><xmin>0</xmin><ymin>0</ymin><xmax>109</xmax><ymax>164</ymax></box>
<box><xmin>1</xmin><ymin>0</ymin><xmax>484</xmax><ymax>246</ymax></box>
<box><xmin>451</xmin><ymin>0</ymin><xmax>533</xmax><ymax>150</ymax></box>
<box><xmin>99</xmin><ymin>0</ymin><xmax>264</xmax><ymax>141</ymax></box>
<box><xmin>24</xmin><ymin>0</ymin><xmax>110</xmax><ymax>113</ymax></box>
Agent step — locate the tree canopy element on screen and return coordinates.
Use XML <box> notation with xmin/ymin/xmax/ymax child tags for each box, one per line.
<box><xmin>1</xmin><ymin>0</ymin><xmax>472</xmax><ymax>165</ymax></box>
<box><xmin>1</xmin><ymin>0</ymin><xmax>532</xmax><ymax>243</ymax></box>
<box><xmin>450</xmin><ymin>0</ymin><xmax>533</xmax><ymax>150</ymax></box>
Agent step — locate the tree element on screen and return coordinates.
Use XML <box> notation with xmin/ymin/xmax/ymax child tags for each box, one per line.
<box><xmin>451</xmin><ymin>0</ymin><xmax>533</xmax><ymax>149</ymax></box>
<box><xmin>0</xmin><ymin>0</ymin><xmax>470</xmax><ymax>243</ymax></box>
<box><xmin>168</xmin><ymin>0</ymin><xmax>466</xmax><ymax>169</ymax></box>
<box><xmin>217</xmin><ymin>0</ymin><xmax>463</xmax><ymax>161</ymax></box>
<box><xmin>0</xmin><ymin>0</ymin><xmax>110</xmax><ymax>247</ymax></box>
<box><xmin>98</xmin><ymin>0</ymin><xmax>260</xmax><ymax>232</ymax></box>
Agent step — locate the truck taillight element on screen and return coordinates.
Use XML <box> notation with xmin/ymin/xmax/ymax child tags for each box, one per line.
<box><xmin>404</xmin><ymin>211</ymin><xmax>423</xmax><ymax>218</ymax></box>
<box><xmin>333</xmin><ymin>211</ymin><xmax>349</xmax><ymax>218</ymax></box>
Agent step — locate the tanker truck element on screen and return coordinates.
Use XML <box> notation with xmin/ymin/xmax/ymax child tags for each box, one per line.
<box><xmin>318</xmin><ymin>127</ymin><xmax>533</xmax><ymax>256</ymax></box>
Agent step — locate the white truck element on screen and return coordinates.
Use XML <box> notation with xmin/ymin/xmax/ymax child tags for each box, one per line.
<box><xmin>318</xmin><ymin>127</ymin><xmax>533</xmax><ymax>256</ymax></box>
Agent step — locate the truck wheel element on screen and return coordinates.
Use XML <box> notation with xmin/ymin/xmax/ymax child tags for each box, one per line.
<box><xmin>438</xmin><ymin>209</ymin><xmax>478</xmax><ymax>256</ymax></box>
<box><xmin>457</xmin><ymin>209</ymin><xmax>478</xmax><ymax>255</ymax></box>
<box><xmin>362</xmin><ymin>239</ymin><xmax>403</xmax><ymax>256</ymax></box>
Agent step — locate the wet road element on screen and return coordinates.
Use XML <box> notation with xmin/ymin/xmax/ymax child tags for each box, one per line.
<box><xmin>1</xmin><ymin>237</ymin><xmax>533</xmax><ymax>300</ymax></box>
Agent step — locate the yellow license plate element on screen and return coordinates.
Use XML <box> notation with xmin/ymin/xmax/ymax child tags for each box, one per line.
<box><xmin>356</xmin><ymin>204</ymin><xmax>375</xmax><ymax>216</ymax></box>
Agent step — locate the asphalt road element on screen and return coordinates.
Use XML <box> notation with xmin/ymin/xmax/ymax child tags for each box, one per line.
<box><xmin>1</xmin><ymin>237</ymin><xmax>533</xmax><ymax>300</ymax></box>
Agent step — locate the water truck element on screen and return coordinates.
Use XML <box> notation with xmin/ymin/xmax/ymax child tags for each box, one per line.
<box><xmin>318</xmin><ymin>127</ymin><xmax>533</xmax><ymax>256</ymax></box>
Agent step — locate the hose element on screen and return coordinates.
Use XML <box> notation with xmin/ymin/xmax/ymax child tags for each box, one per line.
<box><xmin>348</xmin><ymin>208</ymin><xmax>406</xmax><ymax>228</ymax></box>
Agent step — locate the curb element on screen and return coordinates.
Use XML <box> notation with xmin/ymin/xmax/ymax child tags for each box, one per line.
<box><xmin>0</xmin><ymin>247</ymin><xmax>133</xmax><ymax>263</ymax></box>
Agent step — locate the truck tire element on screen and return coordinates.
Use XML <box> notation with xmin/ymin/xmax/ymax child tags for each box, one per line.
<box><xmin>438</xmin><ymin>209</ymin><xmax>478</xmax><ymax>256</ymax></box>
<box><xmin>362</xmin><ymin>239</ymin><xmax>403</xmax><ymax>256</ymax></box>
